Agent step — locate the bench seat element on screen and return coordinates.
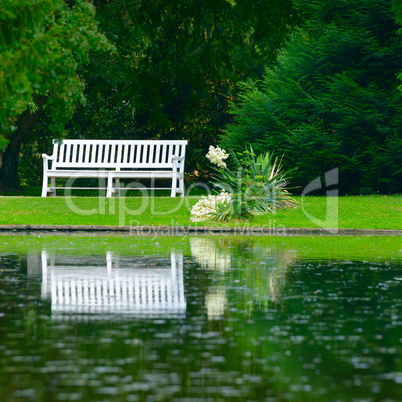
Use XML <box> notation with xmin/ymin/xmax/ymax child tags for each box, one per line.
<box><xmin>42</xmin><ymin>139</ymin><xmax>188</xmax><ymax>197</ymax></box>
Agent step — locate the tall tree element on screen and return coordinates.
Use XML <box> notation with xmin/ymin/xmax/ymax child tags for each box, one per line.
<box><xmin>395</xmin><ymin>0</ymin><xmax>402</xmax><ymax>90</ymax></box>
<box><xmin>0</xmin><ymin>0</ymin><xmax>112</xmax><ymax>189</ymax></box>
<box><xmin>222</xmin><ymin>0</ymin><xmax>402</xmax><ymax>194</ymax></box>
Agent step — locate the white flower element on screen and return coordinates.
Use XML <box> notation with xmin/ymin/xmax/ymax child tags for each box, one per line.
<box><xmin>206</xmin><ymin>145</ymin><xmax>229</xmax><ymax>168</ymax></box>
<box><xmin>190</xmin><ymin>190</ymin><xmax>232</xmax><ymax>222</ymax></box>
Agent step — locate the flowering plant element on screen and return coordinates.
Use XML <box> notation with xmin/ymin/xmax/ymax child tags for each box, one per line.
<box><xmin>190</xmin><ymin>144</ymin><xmax>297</xmax><ymax>222</ymax></box>
<box><xmin>206</xmin><ymin>145</ymin><xmax>229</xmax><ymax>168</ymax></box>
<box><xmin>190</xmin><ymin>190</ymin><xmax>232</xmax><ymax>222</ymax></box>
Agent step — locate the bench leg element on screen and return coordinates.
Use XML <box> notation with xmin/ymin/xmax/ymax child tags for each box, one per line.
<box><xmin>171</xmin><ymin>175</ymin><xmax>185</xmax><ymax>198</ymax></box>
<box><xmin>41</xmin><ymin>175</ymin><xmax>48</xmax><ymax>197</ymax></box>
<box><xmin>178</xmin><ymin>176</ymin><xmax>185</xmax><ymax>198</ymax></box>
<box><xmin>171</xmin><ymin>175</ymin><xmax>177</xmax><ymax>197</ymax></box>
<box><xmin>50</xmin><ymin>178</ymin><xmax>56</xmax><ymax>196</ymax></box>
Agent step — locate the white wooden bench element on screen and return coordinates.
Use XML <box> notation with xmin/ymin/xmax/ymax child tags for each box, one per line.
<box><xmin>42</xmin><ymin>139</ymin><xmax>188</xmax><ymax>197</ymax></box>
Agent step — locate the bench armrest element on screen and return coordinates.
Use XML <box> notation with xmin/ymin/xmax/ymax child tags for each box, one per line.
<box><xmin>42</xmin><ymin>153</ymin><xmax>57</xmax><ymax>160</ymax></box>
<box><xmin>172</xmin><ymin>156</ymin><xmax>185</xmax><ymax>172</ymax></box>
<box><xmin>42</xmin><ymin>153</ymin><xmax>57</xmax><ymax>173</ymax></box>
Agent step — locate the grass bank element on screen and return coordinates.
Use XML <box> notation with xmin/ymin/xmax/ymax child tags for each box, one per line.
<box><xmin>0</xmin><ymin>195</ymin><xmax>401</xmax><ymax>230</ymax></box>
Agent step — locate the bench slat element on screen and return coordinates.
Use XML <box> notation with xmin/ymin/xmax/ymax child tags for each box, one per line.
<box><xmin>129</xmin><ymin>144</ymin><xmax>135</xmax><ymax>164</ymax></box>
<box><xmin>154</xmin><ymin>144</ymin><xmax>160</xmax><ymax>164</ymax></box>
<box><xmin>123</xmin><ymin>143</ymin><xmax>129</xmax><ymax>164</ymax></box>
<box><xmin>77</xmin><ymin>143</ymin><xmax>83</xmax><ymax>164</ymax></box>
<box><xmin>104</xmin><ymin>143</ymin><xmax>110</xmax><ymax>165</ymax></box>
<box><xmin>59</xmin><ymin>143</ymin><xmax>65</xmax><ymax>163</ymax></box>
<box><xmin>84</xmin><ymin>143</ymin><xmax>90</xmax><ymax>163</ymax></box>
<box><xmin>65</xmin><ymin>143</ymin><xmax>71</xmax><ymax>163</ymax></box>
<box><xmin>90</xmin><ymin>143</ymin><xmax>96</xmax><ymax>164</ymax></box>
<box><xmin>71</xmin><ymin>143</ymin><xmax>77</xmax><ymax>163</ymax></box>
<box><xmin>135</xmin><ymin>144</ymin><xmax>140</xmax><ymax>164</ymax></box>
<box><xmin>111</xmin><ymin>143</ymin><xmax>114</xmax><ymax>163</ymax></box>
<box><xmin>148</xmin><ymin>143</ymin><xmax>154</xmax><ymax>164</ymax></box>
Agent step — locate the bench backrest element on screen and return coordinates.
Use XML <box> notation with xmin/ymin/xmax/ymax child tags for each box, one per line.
<box><xmin>50</xmin><ymin>140</ymin><xmax>187</xmax><ymax>171</ymax></box>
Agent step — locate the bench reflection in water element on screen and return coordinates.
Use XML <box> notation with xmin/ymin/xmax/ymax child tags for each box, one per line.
<box><xmin>36</xmin><ymin>250</ymin><xmax>185</xmax><ymax>319</ymax></box>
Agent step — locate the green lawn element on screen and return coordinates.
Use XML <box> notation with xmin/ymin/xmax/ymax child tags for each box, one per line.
<box><xmin>0</xmin><ymin>195</ymin><xmax>401</xmax><ymax>230</ymax></box>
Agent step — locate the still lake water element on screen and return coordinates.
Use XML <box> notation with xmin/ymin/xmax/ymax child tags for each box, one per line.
<box><xmin>0</xmin><ymin>234</ymin><xmax>401</xmax><ymax>401</ymax></box>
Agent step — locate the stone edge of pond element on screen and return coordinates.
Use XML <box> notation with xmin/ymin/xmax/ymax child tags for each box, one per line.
<box><xmin>0</xmin><ymin>224</ymin><xmax>400</xmax><ymax>236</ymax></box>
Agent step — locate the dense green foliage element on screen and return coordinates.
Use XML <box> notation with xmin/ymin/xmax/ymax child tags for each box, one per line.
<box><xmin>0</xmin><ymin>0</ymin><xmax>112</xmax><ymax>137</ymax></box>
<box><xmin>0</xmin><ymin>0</ymin><xmax>112</xmax><ymax>188</ymax></box>
<box><xmin>395</xmin><ymin>0</ymin><xmax>402</xmax><ymax>90</ymax></box>
<box><xmin>222</xmin><ymin>0</ymin><xmax>402</xmax><ymax>195</ymax></box>
<box><xmin>19</xmin><ymin>0</ymin><xmax>298</xmax><ymax>187</ymax></box>
<box><xmin>2</xmin><ymin>0</ymin><xmax>401</xmax><ymax>194</ymax></box>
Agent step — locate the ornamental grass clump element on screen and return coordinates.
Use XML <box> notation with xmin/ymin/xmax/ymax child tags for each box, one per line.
<box><xmin>191</xmin><ymin>145</ymin><xmax>297</xmax><ymax>222</ymax></box>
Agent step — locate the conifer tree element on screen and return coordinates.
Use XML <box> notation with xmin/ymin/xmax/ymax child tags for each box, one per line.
<box><xmin>394</xmin><ymin>0</ymin><xmax>402</xmax><ymax>90</ymax></box>
<box><xmin>222</xmin><ymin>0</ymin><xmax>402</xmax><ymax>194</ymax></box>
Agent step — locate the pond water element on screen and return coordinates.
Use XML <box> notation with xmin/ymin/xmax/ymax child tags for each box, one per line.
<box><xmin>0</xmin><ymin>234</ymin><xmax>401</xmax><ymax>401</ymax></box>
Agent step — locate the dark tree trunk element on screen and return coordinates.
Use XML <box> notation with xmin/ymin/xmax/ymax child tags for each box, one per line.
<box><xmin>0</xmin><ymin>94</ymin><xmax>48</xmax><ymax>190</ymax></box>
